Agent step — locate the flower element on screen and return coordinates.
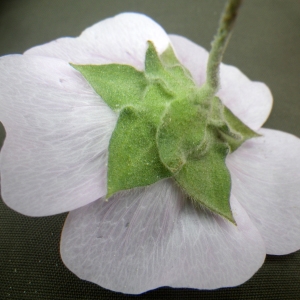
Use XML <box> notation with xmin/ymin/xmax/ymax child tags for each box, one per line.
<box><xmin>0</xmin><ymin>12</ymin><xmax>299</xmax><ymax>295</ymax></box>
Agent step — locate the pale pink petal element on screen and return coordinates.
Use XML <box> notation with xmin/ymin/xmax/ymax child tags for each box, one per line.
<box><xmin>25</xmin><ymin>13</ymin><xmax>170</xmax><ymax>70</ymax></box>
<box><xmin>0</xmin><ymin>55</ymin><xmax>117</xmax><ymax>216</ymax></box>
<box><xmin>227</xmin><ymin>128</ymin><xmax>300</xmax><ymax>255</ymax></box>
<box><xmin>169</xmin><ymin>34</ymin><xmax>273</xmax><ymax>130</ymax></box>
<box><xmin>61</xmin><ymin>179</ymin><xmax>265</xmax><ymax>294</ymax></box>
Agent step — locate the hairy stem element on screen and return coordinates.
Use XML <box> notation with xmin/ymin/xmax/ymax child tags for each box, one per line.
<box><xmin>201</xmin><ymin>0</ymin><xmax>242</xmax><ymax>98</ymax></box>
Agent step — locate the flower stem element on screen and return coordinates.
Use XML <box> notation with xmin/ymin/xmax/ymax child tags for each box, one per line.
<box><xmin>201</xmin><ymin>0</ymin><xmax>242</xmax><ymax>98</ymax></box>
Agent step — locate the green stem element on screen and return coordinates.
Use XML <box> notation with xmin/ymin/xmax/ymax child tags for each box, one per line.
<box><xmin>201</xmin><ymin>0</ymin><xmax>242</xmax><ymax>98</ymax></box>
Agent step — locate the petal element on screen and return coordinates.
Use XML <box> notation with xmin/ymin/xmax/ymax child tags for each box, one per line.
<box><xmin>169</xmin><ymin>34</ymin><xmax>273</xmax><ymax>130</ymax></box>
<box><xmin>25</xmin><ymin>13</ymin><xmax>170</xmax><ymax>70</ymax></box>
<box><xmin>0</xmin><ymin>55</ymin><xmax>117</xmax><ymax>216</ymax></box>
<box><xmin>227</xmin><ymin>128</ymin><xmax>300</xmax><ymax>255</ymax></box>
<box><xmin>61</xmin><ymin>179</ymin><xmax>265</xmax><ymax>294</ymax></box>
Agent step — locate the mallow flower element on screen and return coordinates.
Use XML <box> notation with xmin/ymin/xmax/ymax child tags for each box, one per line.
<box><xmin>0</xmin><ymin>0</ymin><xmax>300</xmax><ymax>295</ymax></box>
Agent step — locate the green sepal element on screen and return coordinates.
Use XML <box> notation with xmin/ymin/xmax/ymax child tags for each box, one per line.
<box><xmin>174</xmin><ymin>138</ymin><xmax>235</xmax><ymax>223</ymax></box>
<box><xmin>157</xmin><ymin>97</ymin><xmax>207</xmax><ymax>173</ymax></box>
<box><xmin>106</xmin><ymin>106</ymin><xmax>171</xmax><ymax>198</ymax></box>
<box><xmin>70</xmin><ymin>63</ymin><xmax>147</xmax><ymax>111</ymax></box>
<box><xmin>142</xmin><ymin>81</ymin><xmax>174</xmax><ymax>125</ymax></box>
<box><xmin>209</xmin><ymin>97</ymin><xmax>260</xmax><ymax>152</ymax></box>
<box><xmin>160</xmin><ymin>44</ymin><xmax>183</xmax><ymax>67</ymax></box>
<box><xmin>145</xmin><ymin>42</ymin><xmax>196</xmax><ymax>98</ymax></box>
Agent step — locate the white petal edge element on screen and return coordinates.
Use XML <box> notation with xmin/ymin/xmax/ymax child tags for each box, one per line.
<box><xmin>61</xmin><ymin>179</ymin><xmax>265</xmax><ymax>294</ymax></box>
<box><xmin>227</xmin><ymin>128</ymin><xmax>300</xmax><ymax>255</ymax></box>
<box><xmin>169</xmin><ymin>34</ymin><xmax>273</xmax><ymax>131</ymax></box>
<box><xmin>25</xmin><ymin>13</ymin><xmax>170</xmax><ymax>71</ymax></box>
<box><xmin>0</xmin><ymin>55</ymin><xmax>117</xmax><ymax>216</ymax></box>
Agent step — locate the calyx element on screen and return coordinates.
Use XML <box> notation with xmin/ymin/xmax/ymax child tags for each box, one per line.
<box><xmin>71</xmin><ymin>41</ymin><xmax>259</xmax><ymax>223</ymax></box>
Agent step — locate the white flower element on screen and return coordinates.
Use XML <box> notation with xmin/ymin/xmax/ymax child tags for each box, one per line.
<box><xmin>0</xmin><ymin>13</ymin><xmax>299</xmax><ymax>294</ymax></box>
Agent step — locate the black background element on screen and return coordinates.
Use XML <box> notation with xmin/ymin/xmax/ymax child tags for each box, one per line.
<box><xmin>1</xmin><ymin>1</ymin><xmax>300</xmax><ymax>299</ymax></box>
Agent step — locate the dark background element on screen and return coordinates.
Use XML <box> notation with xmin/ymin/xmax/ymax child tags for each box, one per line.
<box><xmin>0</xmin><ymin>1</ymin><xmax>300</xmax><ymax>299</ymax></box>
